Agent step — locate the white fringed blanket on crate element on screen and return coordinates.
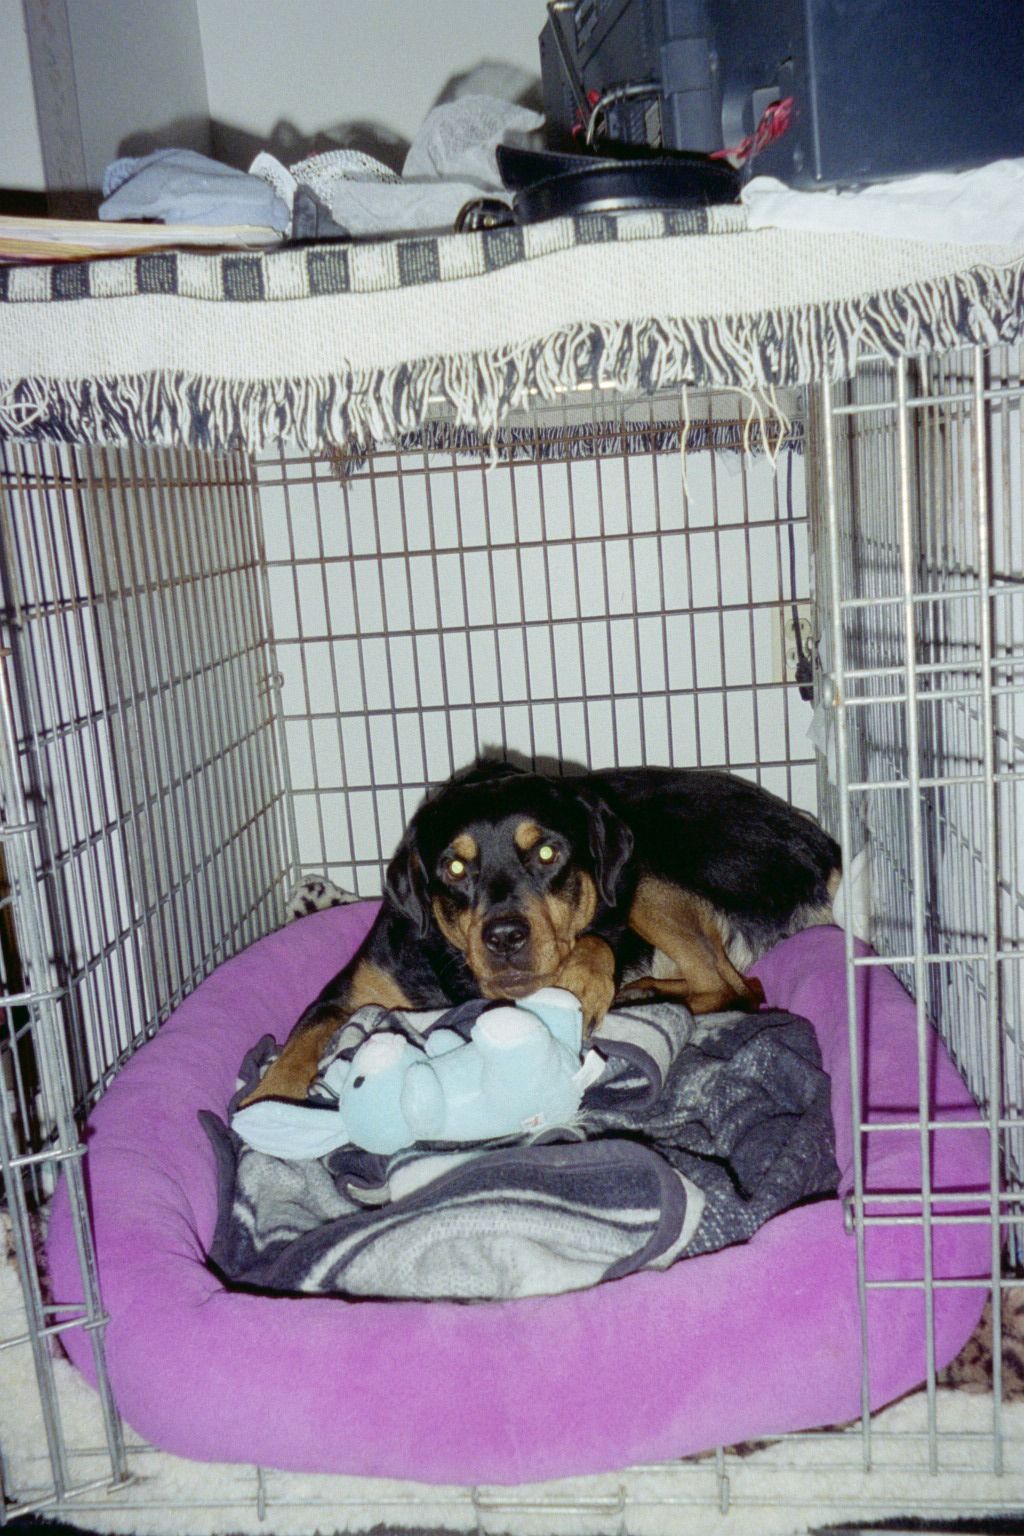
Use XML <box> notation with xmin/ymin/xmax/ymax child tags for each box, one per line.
<box><xmin>2</xmin><ymin>204</ymin><xmax>1024</xmax><ymax>449</ymax></box>
<box><xmin>4</xmin><ymin>202</ymin><xmax>1024</xmax><ymax>1535</ymax></box>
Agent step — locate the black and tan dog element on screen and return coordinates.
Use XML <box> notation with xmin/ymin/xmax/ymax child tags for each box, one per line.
<box><xmin>244</xmin><ymin>760</ymin><xmax>841</xmax><ymax>1105</ymax></box>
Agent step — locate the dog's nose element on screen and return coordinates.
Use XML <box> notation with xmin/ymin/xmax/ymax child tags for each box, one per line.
<box><xmin>481</xmin><ymin>913</ymin><xmax>530</xmax><ymax>957</ymax></box>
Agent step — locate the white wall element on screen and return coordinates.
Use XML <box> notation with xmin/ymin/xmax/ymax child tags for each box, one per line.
<box><xmin>64</xmin><ymin>0</ymin><xmax>210</xmax><ymax>183</ymax></box>
<box><xmin>1</xmin><ymin>0</ymin><xmax>209</xmax><ymax>197</ymax></box>
<box><xmin>0</xmin><ymin>0</ymin><xmax>44</xmax><ymax>189</ymax></box>
<box><xmin>196</xmin><ymin>0</ymin><xmax>548</xmax><ymax>165</ymax></box>
<box><xmin>2</xmin><ymin>0</ymin><xmax>549</xmax><ymax>193</ymax></box>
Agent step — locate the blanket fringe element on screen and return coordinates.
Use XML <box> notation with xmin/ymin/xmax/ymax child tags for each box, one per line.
<box><xmin>2</xmin><ymin>259</ymin><xmax>1023</xmax><ymax>453</ymax></box>
<box><xmin>324</xmin><ymin>414</ymin><xmax>804</xmax><ymax>480</ymax></box>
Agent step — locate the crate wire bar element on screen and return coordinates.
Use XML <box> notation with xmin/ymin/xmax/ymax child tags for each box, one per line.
<box><xmin>0</xmin><ymin>360</ymin><xmax>1022</xmax><ymax>1530</ymax></box>
<box><xmin>258</xmin><ymin>391</ymin><xmax>815</xmax><ymax>898</ymax></box>
<box><xmin>0</xmin><ymin>441</ymin><xmax>295</xmax><ymax>1122</ymax></box>
<box><xmin>0</xmin><ymin>439</ymin><xmax>294</xmax><ymax>1517</ymax></box>
<box><xmin>816</xmin><ymin>346</ymin><xmax>1024</xmax><ymax>1476</ymax></box>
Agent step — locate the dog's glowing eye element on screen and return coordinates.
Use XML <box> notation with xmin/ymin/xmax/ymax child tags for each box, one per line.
<box><xmin>537</xmin><ymin>844</ymin><xmax>557</xmax><ymax>864</ymax></box>
<box><xmin>447</xmin><ymin>858</ymin><xmax>467</xmax><ymax>879</ymax></box>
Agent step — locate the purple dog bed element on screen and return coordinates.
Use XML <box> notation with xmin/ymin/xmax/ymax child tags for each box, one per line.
<box><xmin>48</xmin><ymin>908</ymin><xmax>990</xmax><ymax>1484</ymax></box>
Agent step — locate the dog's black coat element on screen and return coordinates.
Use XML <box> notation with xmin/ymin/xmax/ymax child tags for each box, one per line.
<box><xmin>248</xmin><ymin>759</ymin><xmax>841</xmax><ymax>1105</ymax></box>
<box><xmin>314</xmin><ymin>759</ymin><xmax>839</xmax><ymax>1013</ymax></box>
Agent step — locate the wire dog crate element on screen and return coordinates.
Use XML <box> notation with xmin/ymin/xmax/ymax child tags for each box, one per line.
<box><xmin>1</xmin><ymin>351</ymin><xmax>1022</xmax><ymax>1532</ymax></box>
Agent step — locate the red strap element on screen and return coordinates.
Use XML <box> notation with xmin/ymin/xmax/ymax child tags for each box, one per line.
<box><xmin>711</xmin><ymin>95</ymin><xmax>795</xmax><ymax>164</ymax></box>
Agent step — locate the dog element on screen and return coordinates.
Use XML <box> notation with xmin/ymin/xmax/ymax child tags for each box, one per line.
<box><xmin>243</xmin><ymin>759</ymin><xmax>841</xmax><ymax>1105</ymax></box>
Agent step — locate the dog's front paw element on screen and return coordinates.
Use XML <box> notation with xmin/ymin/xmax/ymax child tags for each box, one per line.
<box><xmin>553</xmin><ymin>936</ymin><xmax>616</xmax><ymax>1034</ymax></box>
<box><xmin>579</xmin><ymin>976</ymin><xmax>616</xmax><ymax>1035</ymax></box>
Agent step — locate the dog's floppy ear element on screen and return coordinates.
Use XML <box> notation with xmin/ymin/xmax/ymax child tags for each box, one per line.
<box><xmin>577</xmin><ymin>788</ymin><xmax>634</xmax><ymax>908</ymax></box>
<box><xmin>384</xmin><ymin>828</ymin><xmax>432</xmax><ymax>938</ymax></box>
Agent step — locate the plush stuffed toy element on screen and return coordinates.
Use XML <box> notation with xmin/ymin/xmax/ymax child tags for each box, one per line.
<box><xmin>232</xmin><ymin>987</ymin><xmax>604</xmax><ymax>1160</ymax></box>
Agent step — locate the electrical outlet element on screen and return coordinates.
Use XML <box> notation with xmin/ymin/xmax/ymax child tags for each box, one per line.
<box><xmin>773</xmin><ymin>601</ymin><xmax>814</xmax><ymax>684</ymax></box>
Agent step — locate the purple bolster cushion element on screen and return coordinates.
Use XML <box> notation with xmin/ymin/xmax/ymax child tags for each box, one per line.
<box><xmin>48</xmin><ymin>909</ymin><xmax>989</xmax><ymax>1483</ymax></box>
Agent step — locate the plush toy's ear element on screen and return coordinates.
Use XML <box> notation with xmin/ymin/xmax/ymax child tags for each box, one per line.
<box><xmin>384</xmin><ymin>829</ymin><xmax>432</xmax><ymax>939</ymax></box>
<box><xmin>578</xmin><ymin>788</ymin><xmax>634</xmax><ymax>908</ymax></box>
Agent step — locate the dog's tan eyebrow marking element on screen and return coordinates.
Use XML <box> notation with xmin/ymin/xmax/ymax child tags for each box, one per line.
<box><xmin>514</xmin><ymin>820</ymin><xmax>543</xmax><ymax>851</ymax></box>
<box><xmin>450</xmin><ymin>832</ymin><xmax>478</xmax><ymax>861</ymax></box>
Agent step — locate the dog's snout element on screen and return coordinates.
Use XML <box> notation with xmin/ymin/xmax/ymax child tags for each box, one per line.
<box><xmin>481</xmin><ymin>912</ymin><xmax>530</xmax><ymax>958</ymax></box>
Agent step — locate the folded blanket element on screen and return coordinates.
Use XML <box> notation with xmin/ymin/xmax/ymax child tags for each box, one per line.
<box><xmin>201</xmin><ymin>997</ymin><xmax>839</xmax><ymax>1301</ymax></box>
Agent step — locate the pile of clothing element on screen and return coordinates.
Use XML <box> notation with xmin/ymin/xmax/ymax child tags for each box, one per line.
<box><xmin>100</xmin><ymin>95</ymin><xmax>541</xmax><ymax>241</ymax></box>
<box><xmin>203</xmin><ymin>991</ymin><xmax>839</xmax><ymax>1301</ymax></box>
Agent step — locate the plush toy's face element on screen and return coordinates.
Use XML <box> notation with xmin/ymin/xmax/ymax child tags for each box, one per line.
<box><xmin>384</xmin><ymin>763</ymin><xmax>634</xmax><ymax>999</ymax></box>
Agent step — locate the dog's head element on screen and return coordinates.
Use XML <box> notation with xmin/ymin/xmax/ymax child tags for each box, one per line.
<box><xmin>385</xmin><ymin>761</ymin><xmax>633</xmax><ymax>998</ymax></box>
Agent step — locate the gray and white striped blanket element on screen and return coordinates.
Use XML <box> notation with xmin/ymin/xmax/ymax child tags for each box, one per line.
<box><xmin>201</xmin><ymin>998</ymin><xmax>839</xmax><ymax>1301</ymax></box>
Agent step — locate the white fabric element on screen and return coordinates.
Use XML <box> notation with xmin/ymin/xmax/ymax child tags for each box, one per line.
<box><xmin>250</xmin><ymin>97</ymin><xmax>542</xmax><ymax>239</ymax></box>
<box><xmin>743</xmin><ymin>157</ymin><xmax>1024</xmax><ymax>246</ymax></box>
<box><xmin>5</xmin><ymin>229</ymin><xmax>1022</xmax><ymax>385</ymax></box>
<box><xmin>402</xmin><ymin>94</ymin><xmax>542</xmax><ymax>186</ymax></box>
<box><xmin>4</xmin><ymin>213</ymin><xmax>1024</xmax><ymax>453</ymax></box>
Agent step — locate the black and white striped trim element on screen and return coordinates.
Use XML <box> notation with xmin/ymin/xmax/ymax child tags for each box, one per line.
<box><xmin>0</xmin><ymin>206</ymin><xmax>736</xmax><ymax>307</ymax></box>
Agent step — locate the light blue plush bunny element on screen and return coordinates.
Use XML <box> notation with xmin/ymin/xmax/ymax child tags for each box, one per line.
<box><xmin>232</xmin><ymin>986</ymin><xmax>601</xmax><ymax>1160</ymax></box>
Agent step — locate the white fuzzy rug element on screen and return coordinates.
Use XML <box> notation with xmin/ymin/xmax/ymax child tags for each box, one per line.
<box><xmin>3</xmin><ymin>1232</ymin><xmax>1022</xmax><ymax>1536</ymax></box>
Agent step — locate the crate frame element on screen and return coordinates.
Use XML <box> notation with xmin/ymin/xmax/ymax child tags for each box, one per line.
<box><xmin>1</xmin><ymin>353</ymin><xmax>1022</xmax><ymax>1531</ymax></box>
